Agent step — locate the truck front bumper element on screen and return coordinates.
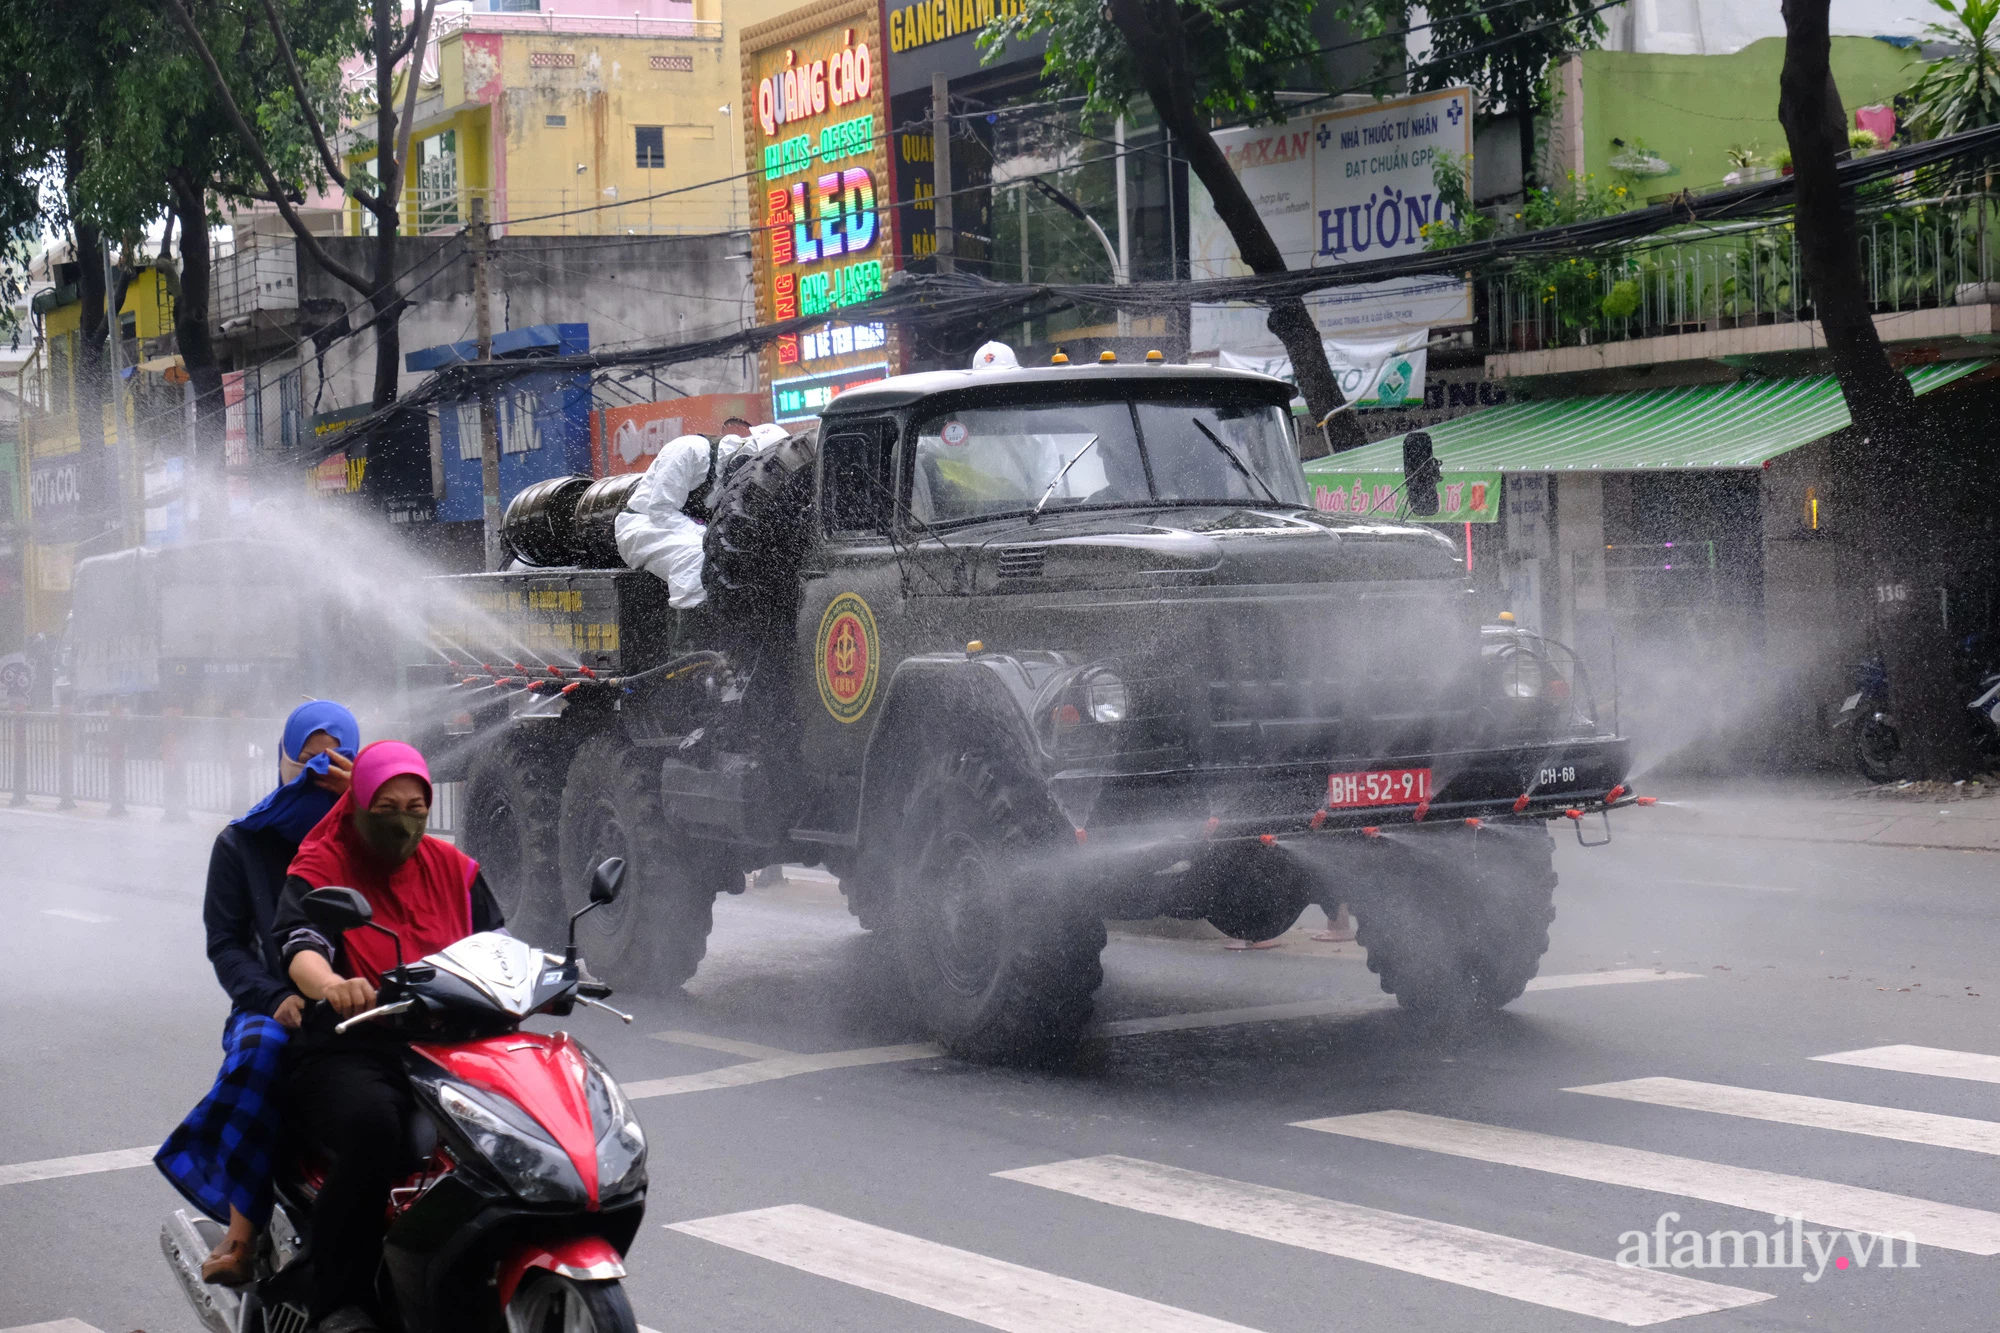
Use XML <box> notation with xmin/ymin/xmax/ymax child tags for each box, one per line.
<box><xmin>1055</xmin><ymin>732</ymin><xmax>1633</xmax><ymax>841</ymax></box>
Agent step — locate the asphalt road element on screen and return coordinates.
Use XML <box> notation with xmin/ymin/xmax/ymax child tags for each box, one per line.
<box><xmin>4</xmin><ymin>799</ymin><xmax>1999</xmax><ymax>1333</ymax></box>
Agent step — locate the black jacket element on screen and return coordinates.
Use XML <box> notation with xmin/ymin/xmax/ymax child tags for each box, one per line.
<box><xmin>204</xmin><ymin>824</ymin><xmax>302</xmax><ymax>1017</ymax></box>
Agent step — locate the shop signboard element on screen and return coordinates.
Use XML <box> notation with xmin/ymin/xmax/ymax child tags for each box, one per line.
<box><xmin>1299</xmin><ymin>468</ymin><xmax>1500</xmax><ymax>523</ymax></box>
<box><xmin>593</xmin><ymin>392</ymin><xmax>765</xmax><ymax>476</ymax></box>
<box><xmin>1190</xmin><ymin>87</ymin><xmax>1474</xmax><ymax>351</ymax></box>
<box><xmin>742</xmin><ymin>0</ymin><xmax>896</xmax><ymax>424</ymax></box>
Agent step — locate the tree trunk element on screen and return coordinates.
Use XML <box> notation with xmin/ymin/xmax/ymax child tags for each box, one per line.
<box><xmin>1104</xmin><ymin>0</ymin><xmax>1363</xmax><ymax>456</ymax></box>
<box><xmin>170</xmin><ymin>175</ymin><xmax>227</xmax><ymax>536</ymax></box>
<box><xmin>1779</xmin><ymin>0</ymin><xmax>1975</xmax><ymax>778</ymax></box>
<box><xmin>368</xmin><ymin>0</ymin><xmax>405</xmax><ymax>409</ymax></box>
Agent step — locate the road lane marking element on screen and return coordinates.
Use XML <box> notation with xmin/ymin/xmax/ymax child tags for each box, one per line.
<box><xmin>40</xmin><ymin>908</ymin><xmax>113</xmax><ymax>924</ymax></box>
<box><xmin>1294</xmin><ymin>1110</ymin><xmax>2000</xmax><ymax>1254</ymax></box>
<box><xmin>669</xmin><ymin>1204</ymin><xmax>1263</xmax><ymax>1333</ymax></box>
<box><xmin>1524</xmin><ymin>969</ymin><xmax>1703</xmax><ymax>990</ymax></box>
<box><xmin>650</xmin><ymin>1029</ymin><xmax>798</xmax><ymax>1061</ymax></box>
<box><xmin>1814</xmin><ymin>1044</ymin><xmax>2000</xmax><ymax>1085</ymax></box>
<box><xmin>996</xmin><ymin>1155</ymin><xmax>1767</xmax><ymax>1326</ymax></box>
<box><xmin>624</xmin><ymin>1044</ymin><xmax>944</xmax><ymax>1099</ymax></box>
<box><xmin>0</xmin><ymin>1146</ymin><xmax>156</xmax><ymax>1188</ymax></box>
<box><xmin>1569</xmin><ymin>1077</ymin><xmax>2000</xmax><ymax>1155</ymax></box>
<box><xmin>2</xmin><ymin>1321</ymin><xmax>108</xmax><ymax>1333</ymax></box>
<box><xmin>1658</xmin><ymin>879</ymin><xmax>1798</xmax><ymax>894</ymax></box>
<box><xmin>1101</xmin><ymin>970</ymin><xmax>1700</xmax><ymax>1037</ymax></box>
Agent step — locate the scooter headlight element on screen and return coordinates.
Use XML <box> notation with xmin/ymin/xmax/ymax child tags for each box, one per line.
<box><xmin>434</xmin><ymin>1082</ymin><xmax>585</xmax><ymax>1205</ymax></box>
<box><xmin>580</xmin><ymin>1047</ymin><xmax>647</xmax><ymax>1200</ymax></box>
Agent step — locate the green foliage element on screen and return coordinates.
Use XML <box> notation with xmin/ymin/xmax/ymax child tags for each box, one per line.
<box><xmin>1338</xmin><ymin>1</ymin><xmax>1608</xmax><ymax>123</ymax></box>
<box><xmin>1423</xmin><ymin>168</ymin><xmax>1629</xmax><ymax>250</ymax></box>
<box><xmin>980</xmin><ymin>0</ymin><xmax>1323</xmax><ymax>126</ymax></box>
<box><xmin>1905</xmin><ymin>0</ymin><xmax>2000</xmax><ymax>139</ymax></box>
<box><xmin>1599</xmin><ymin>278</ymin><xmax>1639</xmax><ymax>320</ymax></box>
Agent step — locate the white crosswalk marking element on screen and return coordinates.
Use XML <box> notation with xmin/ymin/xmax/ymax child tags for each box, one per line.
<box><xmin>1</xmin><ymin>1322</ymin><xmax>106</xmax><ymax>1333</ymax></box>
<box><xmin>669</xmin><ymin>1204</ymin><xmax>1263</xmax><ymax>1333</ymax></box>
<box><xmin>623</xmin><ymin>1043</ymin><xmax>943</xmax><ymax>1099</ymax></box>
<box><xmin>1295</xmin><ymin>1109</ymin><xmax>2000</xmax><ymax>1254</ymax></box>
<box><xmin>996</xmin><ymin>1155</ymin><xmax>1768</xmax><ymax>1326</ymax></box>
<box><xmin>1814</xmin><ymin>1044</ymin><xmax>2000</xmax><ymax>1085</ymax></box>
<box><xmin>0</xmin><ymin>1146</ymin><xmax>156</xmax><ymax>1188</ymax></box>
<box><xmin>1570</xmin><ymin>1076</ymin><xmax>2000</xmax><ymax>1155</ymax></box>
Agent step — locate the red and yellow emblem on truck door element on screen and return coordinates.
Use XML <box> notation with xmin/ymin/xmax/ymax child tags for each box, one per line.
<box><xmin>815</xmin><ymin>592</ymin><xmax>879</xmax><ymax>723</ymax></box>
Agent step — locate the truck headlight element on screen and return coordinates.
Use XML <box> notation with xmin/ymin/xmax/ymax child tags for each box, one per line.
<box><xmin>582</xmin><ymin>1047</ymin><xmax>647</xmax><ymax>1199</ymax></box>
<box><xmin>435</xmin><ymin>1082</ymin><xmax>585</xmax><ymax>1204</ymax></box>
<box><xmin>1086</xmin><ymin>671</ymin><xmax>1129</xmax><ymax>724</ymax></box>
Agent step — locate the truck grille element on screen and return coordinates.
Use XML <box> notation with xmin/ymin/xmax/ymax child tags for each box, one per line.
<box><xmin>1188</xmin><ymin>597</ymin><xmax>1479</xmax><ymax>763</ymax></box>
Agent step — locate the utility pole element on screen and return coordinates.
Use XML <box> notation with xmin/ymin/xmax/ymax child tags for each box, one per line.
<box><xmin>469</xmin><ymin>196</ymin><xmax>503</xmax><ymax>571</ymax></box>
<box><xmin>931</xmin><ymin>72</ymin><xmax>954</xmax><ymax>275</ymax></box>
<box><xmin>103</xmin><ymin>240</ymin><xmax>137</xmax><ymax>545</ymax></box>
<box><xmin>1114</xmin><ymin>116</ymin><xmax>1131</xmax><ymax>338</ymax></box>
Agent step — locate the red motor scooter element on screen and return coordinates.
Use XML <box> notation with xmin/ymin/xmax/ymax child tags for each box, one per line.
<box><xmin>163</xmin><ymin>859</ymin><xmax>648</xmax><ymax>1333</ymax></box>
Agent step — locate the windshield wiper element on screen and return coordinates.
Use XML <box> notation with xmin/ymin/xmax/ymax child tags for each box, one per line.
<box><xmin>1189</xmin><ymin>417</ymin><xmax>1282</xmax><ymax>506</ymax></box>
<box><xmin>1031</xmin><ymin>435</ymin><xmax>1101</xmax><ymax>520</ymax></box>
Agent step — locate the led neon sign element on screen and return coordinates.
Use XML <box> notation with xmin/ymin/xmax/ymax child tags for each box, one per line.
<box><xmin>769</xmin><ymin>168</ymin><xmax>877</xmax><ymax>266</ymax></box>
<box><xmin>757</xmin><ymin>38</ymin><xmax>873</xmax><ymax>138</ymax></box>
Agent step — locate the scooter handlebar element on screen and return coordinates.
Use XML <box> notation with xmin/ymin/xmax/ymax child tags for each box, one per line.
<box><xmin>334</xmin><ymin>998</ymin><xmax>417</xmax><ymax>1035</ymax></box>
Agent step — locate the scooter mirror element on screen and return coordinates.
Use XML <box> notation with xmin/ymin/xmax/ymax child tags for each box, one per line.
<box><xmin>303</xmin><ymin>886</ymin><xmax>373</xmax><ymax>933</ymax></box>
<box><xmin>590</xmin><ymin>857</ymin><xmax>627</xmax><ymax>905</ymax></box>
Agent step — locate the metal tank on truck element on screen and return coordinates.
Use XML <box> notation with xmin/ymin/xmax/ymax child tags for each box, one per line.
<box><xmin>408</xmin><ymin>357</ymin><xmax>1635</xmax><ymax>1064</ymax></box>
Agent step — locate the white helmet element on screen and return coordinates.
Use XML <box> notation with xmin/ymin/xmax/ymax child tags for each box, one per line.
<box><xmin>971</xmin><ymin>341</ymin><xmax>1019</xmax><ymax>371</ymax></box>
<box><xmin>748</xmin><ymin>422</ymin><xmax>790</xmax><ymax>448</ymax></box>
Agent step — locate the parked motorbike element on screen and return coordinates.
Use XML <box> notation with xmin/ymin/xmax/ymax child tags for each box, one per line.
<box><xmin>162</xmin><ymin>858</ymin><xmax>647</xmax><ymax>1333</ymax></box>
<box><xmin>1836</xmin><ymin>653</ymin><xmax>2000</xmax><ymax>783</ymax></box>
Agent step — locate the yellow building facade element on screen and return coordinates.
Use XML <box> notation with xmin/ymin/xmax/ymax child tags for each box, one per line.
<box><xmin>22</xmin><ymin>265</ymin><xmax>179</xmax><ymax>632</ymax></box>
<box><xmin>346</xmin><ymin>2</ymin><xmax>810</xmax><ymax>238</ymax></box>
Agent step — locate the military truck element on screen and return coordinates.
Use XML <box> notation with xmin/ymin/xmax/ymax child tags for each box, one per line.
<box><xmin>412</xmin><ymin>361</ymin><xmax>1633</xmax><ymax>1062</ymax></box>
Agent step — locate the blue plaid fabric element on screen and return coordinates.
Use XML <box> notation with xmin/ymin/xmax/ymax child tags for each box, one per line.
<box><xmin>155</xmin><ymin>1011</ymin><xmax>290</xmax><ymax>1226</ymax></box>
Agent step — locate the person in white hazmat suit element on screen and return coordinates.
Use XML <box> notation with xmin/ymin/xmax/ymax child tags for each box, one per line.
<box><xmin>614</xmin><ymin>423</ymin><xmax>788</xmax><ymax>608</ymax></box>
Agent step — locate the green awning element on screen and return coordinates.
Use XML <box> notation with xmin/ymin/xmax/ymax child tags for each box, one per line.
<box><xmin>1311</xmin><ymin>361</ymin><xmax>1990</xmax><ymax>474</ymax></box>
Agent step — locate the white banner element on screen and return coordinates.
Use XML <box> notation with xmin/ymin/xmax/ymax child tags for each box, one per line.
<box><xmin>1190</xmin><ymin>87</ymin><xmax>1474</xmax><ymax>350</ymax></box>
<box><xmin>1218</xmin><ymin>329</ymin><xmax>1429</xmax><ymax>409</ymax></box>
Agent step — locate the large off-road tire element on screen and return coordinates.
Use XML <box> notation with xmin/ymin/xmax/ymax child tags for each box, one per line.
<box><xmin>557</xmin><ymin>734</ymin><xmax>716</xmax><ymax>988</ymax></box>
<box><xmin>702</xmin><ymin>429</ymin><xmax>818</xmax><ymax>619</ymax></box>
<box><xmin>1356</xmin><ymin>825</ymin><xmax>1557</xmax><ymax>1019</ymax></box>
<box><xmin>459</xmin><ymin>730</ymin><xmax>567</xmax><ymax>945</ymax></box>
<box><xmin>506</xmin><ymin>1273</ymin><xmax>637</xmax><ymax>1333</ymax></box>
<box><xmin>891</xmin><ymin>751</ymin><xmax>1106</xmax><ymax>1064</ymax></box>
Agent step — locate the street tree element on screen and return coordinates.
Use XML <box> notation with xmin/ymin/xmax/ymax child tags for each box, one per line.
<box><xmin>1778</xmin><ymin>0</ymin><xmax>1978</xmax><ymax>778</ymax></box>
<box><xmin>162</xmin><ymin>0</ymin><xmax>438</xmax><ymax>411</ymax></box>
<box><xmin>984</xmin><ymin>0</ymin><xmax>1369</xmax><ymax>452</ymax></box>
<box><xmin>1340</xmin><ymin>0</ymin><xmax>1609</xmax><ymax>194</ymax></box>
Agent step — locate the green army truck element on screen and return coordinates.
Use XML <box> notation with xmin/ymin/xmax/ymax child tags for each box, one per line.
<box><xmin>410</xmin><ymin>361</ymin><xmax>1633</xmax><ymax>1063</ymax></box>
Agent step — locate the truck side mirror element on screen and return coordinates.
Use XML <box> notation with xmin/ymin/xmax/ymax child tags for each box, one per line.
<box><xmin>1403</xmin><ymin>431</ymin><xmax>1443</xmax><ymax>517</ymax></box>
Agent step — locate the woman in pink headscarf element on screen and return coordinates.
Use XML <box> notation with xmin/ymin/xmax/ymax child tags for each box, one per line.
<box><xmin>271</xmin><ymin>741</ymin><xmax>506</xmax><ymax>1333</ymax></box>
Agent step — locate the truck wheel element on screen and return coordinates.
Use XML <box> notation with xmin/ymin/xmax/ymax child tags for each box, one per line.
<box><xmin>1460</xmin><ymin>825</ymin><xmax>1559</xmax><ymax>1009</ymax></box>
<box><xmin>460</xmin><ymin>733</ymin><xmax>565</xmax><ymax>945</ymax></box>
<box><xmin>1356</xmin><ymin>827</ymin><xmax>1557</xmax><ymax>1018</ymax></box>
<box><xmin>891</xmin><ymin>751</ymin><xmax>1106</xmax><ymax>1064</ymax></box>
<box><xmin>558</xmin><ymin>735</ymin><xmax>715</xmax><ymax>988</ymax></box>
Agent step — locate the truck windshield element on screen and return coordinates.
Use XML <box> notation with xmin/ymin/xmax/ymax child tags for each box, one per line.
<box><xmin>910</xmin><ymin>398</ymin><xmax>1307</xmax><ymax>523</ymax></box>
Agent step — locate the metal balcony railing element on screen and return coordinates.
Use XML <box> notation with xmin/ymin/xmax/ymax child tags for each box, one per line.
<box><xmin>1485</xmin><ymin>195</ymin><xmax>2000</xmax><ymax>353</ymax></box>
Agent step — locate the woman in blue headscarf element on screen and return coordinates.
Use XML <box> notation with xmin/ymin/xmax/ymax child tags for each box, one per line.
<box><xmin>156</xmin><ymin>700</ymin><xmax>359</xmax><ymax>1286</ymax></box>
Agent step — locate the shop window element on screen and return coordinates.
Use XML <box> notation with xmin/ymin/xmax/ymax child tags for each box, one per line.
<box><xmin>635</xmin><ymin>126</ymin><xmax>665</xmax><ymax>169</ymax></box>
